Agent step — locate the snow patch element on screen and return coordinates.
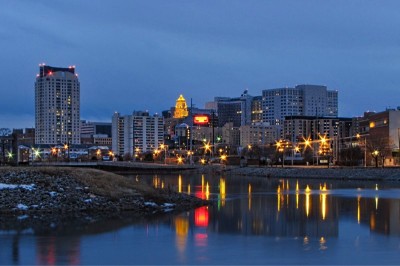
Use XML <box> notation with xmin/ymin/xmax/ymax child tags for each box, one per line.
<box><xmin>49</xmin><ymin>191</ymin><xmax>57</xmax><ymax>197</ymax></box>
<box><xmin>144</xmin><ymin>202</ymin><xmax>158</xmax><ymax>207</ymax></box>
<box><xmin>162</xmin><ymin>203</ymin><xmax>175</xmax><ymax>208</ymax></box>
<box><xmin>0</xmin><ymin>183</ymin><xmax>35</xmax><ymax>191</ymax></box>
<box><xmin>83</xmin><ymin>199</ymin><xmax>92</xmax><ymax>203</ymax></box>
<box><xmin>16</xmin><ymin>204</ymin><xmax>28</xmax><ymax>210</ymax></box>
<box><xmin>17</xmin><ymin>215</ymin><xmax>29</xmax><ymax>220</ymax></box>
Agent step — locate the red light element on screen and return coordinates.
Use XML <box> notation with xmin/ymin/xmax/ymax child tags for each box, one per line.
<box><xmin>194</xmin><ymin>115</ymin><xmax>209</xmax><ymax>125</ymax></box>
<box><xmin>48</xmin><ymin>71</ymin><xmax>53</xmax><ymax>75</ymax></box>
<box><xmin>194</xmin><ymin>206</ymin><xmax>209</xmax><ymax>227</ymax></box>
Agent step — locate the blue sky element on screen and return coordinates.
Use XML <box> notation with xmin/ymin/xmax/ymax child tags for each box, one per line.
<box><xmin>1</xmin><ymin>0</ymin><xmax>400</xmax><ymax>129</ymax></box>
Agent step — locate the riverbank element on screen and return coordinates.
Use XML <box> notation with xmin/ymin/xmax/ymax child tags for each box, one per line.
<box><xmin>0</xmin><ymin>167</ymin><xmax>208</xmax><ymax>232</ymax></box>
<box><xmin>219</xmin><ymin>165</ymin><xmax>400</xmax><ymax>181</ymax></box>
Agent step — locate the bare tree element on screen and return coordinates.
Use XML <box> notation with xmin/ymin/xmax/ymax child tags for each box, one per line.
<box><xmin>367</xmin><ymin>137</ymin><xmax>393</xmax><ymax>167</ymax></box>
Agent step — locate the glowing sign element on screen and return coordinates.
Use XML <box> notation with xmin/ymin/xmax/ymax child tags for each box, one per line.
<box><xmin>193</xmin><ymin>115</ymin><xmax>209</xmax><ymax>125</ymax></box>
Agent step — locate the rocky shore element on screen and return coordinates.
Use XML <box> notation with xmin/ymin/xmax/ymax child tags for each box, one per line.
<box><xmin>0</xmin><ymin>167</ymin><xmax>209</xmax><ymax>232</ymax></box>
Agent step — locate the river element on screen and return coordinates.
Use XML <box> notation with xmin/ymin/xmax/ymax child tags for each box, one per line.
<box><xmin>1</xmin><ymin>173</ymin><xmax>400</xmax><ymax>265</ymax></box>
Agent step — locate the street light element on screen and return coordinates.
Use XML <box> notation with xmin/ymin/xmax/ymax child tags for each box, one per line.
<box><xmin>372</xmin><ymin>150</ymin><xmax>379</xmax><ymax>168</ymax></box>
<box><xmin>160</xmin><ymin>144</ymin><xmax>167</xmax><ymax>164</ymax></box>
<box><xmin>220</xmin><ymin>154</ymin><xmax>227</xmax><ymax>163</ymax></box>
<box><xmin>177</xmin><ymin>156</ymin><xmax>183</xmax><ymax>165</ymax></box>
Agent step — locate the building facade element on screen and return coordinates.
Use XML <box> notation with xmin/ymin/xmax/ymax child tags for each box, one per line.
<box><xmin>216</xmin><ymin>90</ymin><xmax>254</xmax><ymax>127</ymax></box>
<box><xmin>81</xmin><ymin>120</ymin><xmax>112</xmax><ymax>145</ymax></box>
<box><xmin>240</xmin><ymin>123</ymin><xmax>279</xmax><ymax>147</ymax></box>
<box><xmin>357</xmin><ymin>109</ymin><xmax>400</xmax><ymax>166</ymax></box>
<box><xmin>262</xmin><ymin>84</ymin><xmax>338</xmax><ymax>127</ymax></box>
<box><xmin>112</xmin><ymin>111</ymin><xmax>164</xmax><ymax>157</ymax></box>
<box><xmin>35</xmin><ymin>64</ymin><xmax>80</xmax><ymax>145</ymax></box>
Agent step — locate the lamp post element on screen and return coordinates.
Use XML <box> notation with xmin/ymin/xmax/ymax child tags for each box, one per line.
<box><xmin>160</xmin><ymin>144</ymin><xmax>167</xmax><ymax>164</ymax></box>
<box><xmin>372</xmin><ymin>150</ymin><xmax>379</xmax><ymax>168</ymax></box>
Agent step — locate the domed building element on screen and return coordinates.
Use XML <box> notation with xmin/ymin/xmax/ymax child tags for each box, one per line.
<box><xmin>174</xmin><ymin>94</ymin><xmax>189</xmax><ymax>119</ymax></box>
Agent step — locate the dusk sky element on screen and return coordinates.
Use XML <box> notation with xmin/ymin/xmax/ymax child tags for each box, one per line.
<box><xmin>1</xmin><ymin>0</ymin><xmax>400</xmax><ymax>129</ymax></box>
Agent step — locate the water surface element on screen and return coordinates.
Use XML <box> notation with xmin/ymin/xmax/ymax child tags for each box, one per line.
<box><xmin>1</xmin><ymin>174</ymin><xmax>400</xmax><ymax>265</ymax></box>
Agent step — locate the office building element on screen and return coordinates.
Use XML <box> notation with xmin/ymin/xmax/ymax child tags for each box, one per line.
<box><xmin>112</xmin><ymin>111</ymin><xmax>164</xmax><ymax>157</ymax></box>
<box><xmin>213</xmin><ymin>90</ymin><xmax>254</xmax><ymax>127</ymax></box>
<box><xmin>35</xmin><ymin>64</ymin><xmax>80</xmax><ymax>145</ymax></box>
<box><xmin>262</xmin><ymin>84</ymin><xmax>338</xmax><ymax>127</ymax></box>
<box><xmin>240</xmin><ymin>123</ymin><xmax>279</xmax><ymax>147</ymax></box>
<box><xmin>81</xmin><ymin>120</ymin><xmax>112</xmax><ymax>145</ymax></box>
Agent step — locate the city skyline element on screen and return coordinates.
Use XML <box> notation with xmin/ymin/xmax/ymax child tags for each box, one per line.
<box><xmin>1</xmin><ymin>0</ymin><xmax>400</xmax><ymax>129</ymax></box>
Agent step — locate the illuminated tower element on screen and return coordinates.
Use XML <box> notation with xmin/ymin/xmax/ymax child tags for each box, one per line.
<box><xmin>35</xmin><ymin>64</ymin><xmax>80</xmax><ymax>145</ymax></box>
<box><xmin>174</xmin><ymin>94</ymin><xmax>189</xmax><ymax>118</ymax></box>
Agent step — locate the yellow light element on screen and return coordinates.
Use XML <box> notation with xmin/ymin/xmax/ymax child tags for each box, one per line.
<box><xmin>177</xmin><ymin>157</ymin><xmax>183</xmax><ymax>164</ymax></box>
<box><xmin>220</xmin><ymin>178</ymin><xmax>226</xmax><ymax>207</ymax></box>
<box><xmin>206</xmin><ymin>182</ymin><xmax>209</xmax><ymax>200</ymax></box>
<box><xmin>321</xmin><ymin>193</ymin><xmax>327</xmax><ymax>220</ymax></box>
<box><xmin>248</xmin><ymin>183</ymin><xmax>252</xmax><ymax>211</ymax></box>
<box><xmin>357</xmin><ymin>196</ymin><xmax>361</xmax><ymax>224</ymax></box>
<box><xmin>305</xmin><ymin>185</ymin><xmax>311</xmax><ymax>217</ymax></box>
<box><xmin>178</xmin><ymin>175</ymin><xmax>182</xmax><ymax>193</ymax></box>
<box><xmin>277</xmin><ymin>185</ymin><xmax>281</xmax><ymax>212</ymax></box>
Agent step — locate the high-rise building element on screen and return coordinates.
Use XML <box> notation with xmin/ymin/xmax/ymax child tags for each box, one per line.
<box><xmin>215</xmin><ymin>90</ymin><xmax>254</xmax><ymax>127</ymax></box>
<box><xmin>262</xmin><ymin>84</ymin><xmax>338</xmax><ymax>127</ymax></box>
<box><xmin>112</xmin><ymin>111</ymin><xmax>164</xmax><ymax>157</ymax></box>
<box><xmin>35</xmin><ymin>64</ymin><xmax>80</xmax><ymax>145</ymax></box>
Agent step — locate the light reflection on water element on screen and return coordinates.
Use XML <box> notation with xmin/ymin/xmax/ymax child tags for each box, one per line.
<box><xmin>1</xmin><ymin>174</ymin><xmax>400</xmax><ymax>265</ymax></box>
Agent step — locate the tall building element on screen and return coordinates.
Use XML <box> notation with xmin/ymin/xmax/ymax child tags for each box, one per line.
<box><xmin>35</xmin><ymin>64</ymin><xmax>80</xmax><ymax>145</ymax></box>
<box><xmin>262</xmin><ymin>84</ymin><xmax>338</xmax><ymax>127</ymax></box>
<box><xmin>112</xmin><ymin>111</ymin><xmax>164</xmax><ymax>157</ymax></box>
<box><xmin>215</xmin><ymin>90</ymin><xmax>254</xmax><ymax>127</ymax></box>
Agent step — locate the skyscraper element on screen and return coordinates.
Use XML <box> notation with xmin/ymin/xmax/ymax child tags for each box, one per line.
<box><xmin>262</xmin><ymin>84</ymin><xmax>338</xmax><ymax>126</ymax></box>
<box><xmin>35</xmin><ymin>64</ymin><xmax>80</xmax><ymax>145</ymax></box>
